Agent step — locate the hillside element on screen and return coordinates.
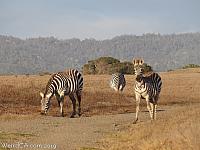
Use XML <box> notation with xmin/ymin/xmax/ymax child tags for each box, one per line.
<box><xmin>0</xmin><ymin>33</ymin><xmax>200</xmax><ymax>74</ymax></box>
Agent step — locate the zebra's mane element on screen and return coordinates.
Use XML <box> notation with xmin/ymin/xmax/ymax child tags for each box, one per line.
<box><xmin>142</xmin><ymin>71</ymin><xmax>154</xmax><ymax>77</ymax></box>
<box><xmin>44</xmin><ymin>71</ymin><xmax>74</xmax><ymax>96</ymax></box>
<box><xmin>142</xmin><ymin>72</ymin><xmax>156</xmax><ymax>82</ymax></box>
<box><xmin>44</xmin><ymin>73</ymin><xmax>57</xmax><ymax>96</ymax></box>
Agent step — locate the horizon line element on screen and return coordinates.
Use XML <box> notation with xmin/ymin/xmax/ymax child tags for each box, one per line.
<box><xmin>0</xmin><ymin>31</ymin><xmax>200</xmax><ymax>41</ymax></box>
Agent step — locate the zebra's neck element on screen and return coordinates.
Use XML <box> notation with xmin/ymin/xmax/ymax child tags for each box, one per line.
<box><xmin>44</xmin><ymin>90</ymin><xmax>53</xmax><ymax>98</ymax></box>
<box><xmin>135</xmin><ymin>79</ymin><xmax>145</xmax><ymax>89</ymax></box>
<box><xmin>135</xmin><ymin>74</ymin><xmax>143</xmax><ymax>82</ymax></box>
<box><xmin>45</xmin><ymin>85</ymin><xmax>54</xmax><ymax>97</ymax></box>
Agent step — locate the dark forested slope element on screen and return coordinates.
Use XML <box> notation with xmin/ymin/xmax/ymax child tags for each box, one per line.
<box><xmin>0</xmin><ymin>33</ymin><xmax>200</xmax><ymax>74</ymax></box>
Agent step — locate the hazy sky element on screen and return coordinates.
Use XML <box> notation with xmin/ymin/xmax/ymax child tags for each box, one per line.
<box><xmin>0</xmin><ymin>0</ymin><xmax>199</xmax><ymax>40</ymax></box>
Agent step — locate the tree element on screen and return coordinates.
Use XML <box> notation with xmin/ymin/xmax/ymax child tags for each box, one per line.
<box><xmin>82</xmin><ymin>57</ymin><xmax>152</xmax><ymax>75</ymax></box>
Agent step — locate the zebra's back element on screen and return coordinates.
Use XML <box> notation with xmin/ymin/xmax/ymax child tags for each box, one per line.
<box><xmin>65</xmin><ymin>69</ymin><xmax>83</xmax><ymax>94</ymax></box>
<box><xmin>144</xmin><ymin>72</ymin><xmax>162</xmax><ymax>95</ymax></box>
<box><xmin>110</xmin><ymin>73</ymin><xmax>126</xmax><ymax>91</ymax></box>
<box><xmin>45</xmin><ymin>69</ymin><xmax>83</xmax><ymax>96</ymax></box>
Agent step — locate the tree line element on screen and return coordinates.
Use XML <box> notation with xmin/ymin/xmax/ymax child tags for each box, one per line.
<box><xmin>0</xmin><ymin>33</ymin><xmax>200</xmax><ymax>74</ymax></box>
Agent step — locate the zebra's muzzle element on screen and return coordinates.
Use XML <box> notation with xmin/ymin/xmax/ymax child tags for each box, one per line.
<box><xmin>40</xmin><ymin>111</ymin><xmax>47</xmax><ymax>115</ymax></box>
<box><xmin>136</xmin><ymin>76</ymin><xmax>143</xmax><ymax>82</ymax></box>
<box><xmin>40</xmin><ymin>112</ymin><xmax>45</xmax><ymax>115</ymax></box>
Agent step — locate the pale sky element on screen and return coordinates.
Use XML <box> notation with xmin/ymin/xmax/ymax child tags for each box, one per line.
<box><xmin>0</xmin><ymin>0</ymin><xmax>199</xmax><ymax>40</ymax></box>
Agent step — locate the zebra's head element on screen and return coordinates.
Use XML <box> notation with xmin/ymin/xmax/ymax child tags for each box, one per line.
<box><xmin>133</xmin><ymin>58</ymin><xmax>144</xmax><ymax>82</ymax></box>
<box><xmin>40</xmin><ymin>92</ymin><xmax>52</xmax><ymax>115</ymax></box>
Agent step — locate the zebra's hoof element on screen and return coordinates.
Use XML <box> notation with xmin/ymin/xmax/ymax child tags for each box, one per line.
<box><xmin>70</xmin><ymin>113</ymin><xmax>76</xmax><ymax>118</ymax></box>
<box><xmin>133</xmin><ymin>121</ymin><xmax>137</xmax><ymax>124</ymax></box>
<box><xmin>40</xmin><ymin>112</ymin><xmax>46</xmax><ymax>115</ymax></box>
<box><xmin>70</xmin><ymin>115</ymin><xmax>75</xmax><ymax>118</ymax></box>
<box><xmin>70</xmin><ymin>111</ymin><xmax>76</xmax><ymax>118</ymax></box>
<box><xmin>78</xmin><ymin>113</ymin><xmax>82</xmax><ymax>117</ymax></box>
<box><xmin>133</xmin><ymin>118</ymin><xmax>138</xmax><ymax>124</ymax></box>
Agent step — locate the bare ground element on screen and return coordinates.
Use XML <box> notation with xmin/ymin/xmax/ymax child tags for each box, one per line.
<box><xmin>0</xmin><ymin>105</ymin><xmax>174</xmax><ymax>150</ymax></box>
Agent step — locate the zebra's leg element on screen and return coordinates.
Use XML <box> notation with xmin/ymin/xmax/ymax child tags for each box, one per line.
<box><xmin>147</xmin><ymin>100</ymin><xmax>153</xmax><ymax>120</ymax></box>
<box><xmin>55</xmin><ymin>93</ymin><xmax>61</xmax><ymax>107</ymax></box>
<box><xmin>114</xmin><ymin>87</ymin><xmax>118</xmax><ymax>92</ymax></box>
<box><xmin>133</xmin><ymin>94</ymin><xmax>141</xmax><ymax>124</ymax></box>
<box><xmin>56</xmin><ymin>93</ymin><xmax>63</xmax><ymax>116</ymax></box>
<box><xmin>119</xmin><ymin>85</ymin><xmax>123</xmax><ymax>91</ymax></box>
<box><xmin>154</xmin><ymin>96</ymin><xmax>159</xmax><ymax>120</ymax></box>
<box><xmin>152</xmin><ymin>103</ymin><xmax>155</xmax><ymax>120</ymax></box>
<box><xmin>69</xmin><ymin>94</ymin><xmax>76</xmax><ymax>118</ymax></box>
<box><xmin>76</xmin><ymin>92</ymin><xmax>82</xmax><ymax>116</ymax></box>
<box><xmin>58</xmin><ymin>92</ymin><xmax>65</xmax><ymax>117</ymax></box>
<box><xmin>76</xmin><ymin>92</ymin><xmax>82</xmax><ymax>117</ymax></box>
<box><xmin>154</xmin><ymin>104</ymin><xmax>157</xmax><ymax>120</ymax></box>
<box><xmin>59</xmin><ymin>96</ymin><xmax>64</xmax><ymax>117</ymax></box>
<box><xmin>150</xmin><ymin>96</ymin><xmax>158</xmax><ymax>120</ymax></box>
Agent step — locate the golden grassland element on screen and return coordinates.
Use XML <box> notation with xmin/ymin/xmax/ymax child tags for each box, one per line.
<box><xmin>101</xmin><ymin>103</ymin><xmax>200</xmax><ymax>150</ymax></box>
<box><xmin>0</xmin><ymin>68</ymin><xmax>200</xmax><ymax>117</ymax></box>
<box><xmin>0</xmin><ymin>68</ymin><xmax>200</xmax><ymax>149</ymax></box>
<box><xmin>99</xmin><ymin>68</ymin><xmax>200</xmax><ymax>150</ymax></box>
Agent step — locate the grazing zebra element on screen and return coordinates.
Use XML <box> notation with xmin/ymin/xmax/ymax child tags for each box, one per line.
<box><xmin>40</xmin><ymin>69</ymin><xmax>83</xmax><ymax>118</ymax></box>
<box><xmin>133</xmin><ymin>59</ymin><xmax>162</xmax><ymax>123</ymax></box>
<box><xmin>110</xmin><ymin>73</ymin><xmax>126</xmax><ymax>92</ymax></box>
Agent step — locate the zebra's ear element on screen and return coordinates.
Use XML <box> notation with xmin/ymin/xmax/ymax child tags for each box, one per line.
<box><xmin>133</xmin><ymin>59</ymin><xmax>137</xmax><ymax>66</ymax></box>
<box><xmin>40</xmin><ymin>92</ymin><xmax>44</xmax><ymax>98</ymax></box>
<box><xmin>139</xmin><ymin>59</ymin><xmax>144</xmax><ymax>65</ymax></box>
<box><xmin>133</xmin><ymin>58</ymin><xmax>144</xmax><ymax>66</ymax></box>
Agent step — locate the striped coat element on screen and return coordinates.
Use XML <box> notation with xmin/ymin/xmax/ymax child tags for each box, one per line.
<box><xmin>40</xmin><ymin>69</ymin><xmax>83</xmax><ymax>117</ymax></box>
<box><xmin>110</xmin><ymin>73</ymin><xmax>126</xmax><ymax>92</ymax></box>
<box><xmin>135</xmin><ymin>73</ymin><xmax>162</xmax><ymax>103</ymax></box>
<box><xmin>133</xmin><ymin>59</ymin><xmax>162</xmax><ymax>123</ymax></box>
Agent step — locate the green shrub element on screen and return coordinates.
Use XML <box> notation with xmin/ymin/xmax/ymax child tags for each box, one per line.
<box><xmin>83</xmin><ymin>57</ymin><xmax>152</xmax><ymax>75</ymax></box>
<box><xmin>182</xmin><ymin>64</ymin><xmax>200</xmax><ymax>69</ymax></box>
<box><xmin>143</xmin><ymin>63</ymin><xmax>153</xmax><ymax>73</ymax></box>
<box><xmin>95</xmin><ymin>57</ymin><xmax>120</xmax><ymax>64</ymax></box>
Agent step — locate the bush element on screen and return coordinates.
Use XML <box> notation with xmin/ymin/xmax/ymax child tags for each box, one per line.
<box><xmin>182</xmin><ymin>64</ymin><xmax>200</xmax><ymax>69</ymax></box>
<box><xmin>143</xmin><ymin>63</ymin><xmax>153</xmax><ymax>73</ymax></box>
<box><xmin>39</xmin><ymin>72</ymin><xmax>51</xmax><ymax>76</ymax></box>
<box><xmin>95</xmin><ymin>57</ymin><xmax>120</xmax><ymax>64</ymax></box>
<box><xmin>83</xmin><ymin>57</ymin><xmax>152</xmax><ymax>75</ymax></box>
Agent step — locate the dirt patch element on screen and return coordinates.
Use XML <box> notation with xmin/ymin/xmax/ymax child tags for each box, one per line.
<box><xmin>0</xmin><ymin>105</ymin><xmax>173</xmax><ymax>150</ymax></box>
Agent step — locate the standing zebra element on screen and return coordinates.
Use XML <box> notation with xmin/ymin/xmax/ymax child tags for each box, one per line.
<box><xmin>40</xmin><ymin>69</ymin><xmax>83</xmax><ymax>118</ymax></box>
<box><xmin>110</xmin><ymin>73</ymin><xmax>126</xmax><ymax>92</ymax></box>
<box><xmin>133</xmin><ymin>59</ymin><xmax>162</xmax><ymax>123</ymax></box>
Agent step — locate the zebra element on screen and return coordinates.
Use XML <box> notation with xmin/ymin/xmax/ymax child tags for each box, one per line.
<box><xmin>39</xmin><ymin>69</ymin><xmax>83</xmax><ymax>118</ymax></box>
<box><xmin>133</xmin><ymin>59</ymin><xmax>162</xmax><ymax>123</ymax></box>
<box><xmin>110</xmin><ymin>73</ymin><xmax>126</xmax><ymax>92</ymax></box>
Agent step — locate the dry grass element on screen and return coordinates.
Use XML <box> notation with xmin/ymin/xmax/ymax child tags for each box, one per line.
<box><xmin>0</xmin><ymin>68</ymin><xmax>200</xmax><ymax>149</ymax></box>
<box><xmin>0</xmin><ymin>68</ymin><xmax>200</xmax><ymax>117</ymax></box>
<box><xmin>101</xmin><ymin>103</ymin><xmax>200</xmax><ymax>150</ymax></box>
<box><xmin>0</xmin><ymin>74</ymin><xmax>134</xmax><ymax>117</ymax></box>
<box><xmin>97</xmin><ymin>68</ymin><xmax>200</xmax><ymax>150</ymax></box>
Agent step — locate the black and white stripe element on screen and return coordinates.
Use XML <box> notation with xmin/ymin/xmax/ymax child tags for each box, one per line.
<box><xmin>133</xmin><ymin>59</ymin><xmax>162</xmax><ymax>123</ymax></box>
<box><xmin>110</xmin><ymin>73</ymin><xmax>126</xmax><ymax>92</ymax></box>
<box><xmin>40</xmin><ymin>69</ymin><xmax>83</xmax><ymax>117</ymax></box>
